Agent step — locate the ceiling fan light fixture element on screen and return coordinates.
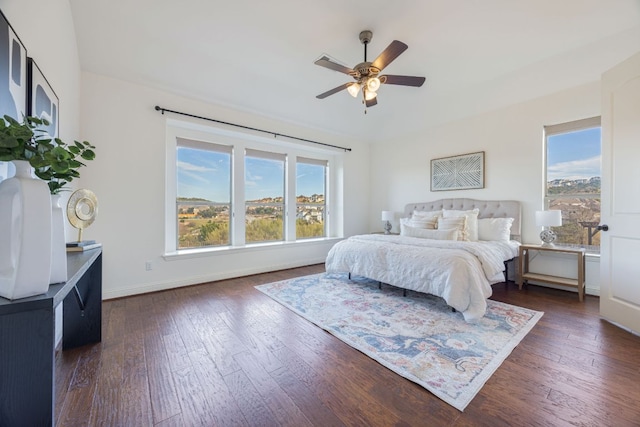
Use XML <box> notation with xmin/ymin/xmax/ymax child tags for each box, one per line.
<box><xmin>367</xmin><ymin>76</ymin><xmax>381</xmax><ymax>92</ymax></box>
<box><xmin>363</xmin><ymin>88</ymin><xmax>377</xmax><ymax>101</ymax></box>
<box><xmin>347</xmin><ymin>83</ymin><xmax>361</xmax><ymax>97</ymax></box>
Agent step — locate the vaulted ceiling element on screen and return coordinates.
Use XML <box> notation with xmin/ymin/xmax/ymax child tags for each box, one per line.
<box><xmin>69</xmin><ymin>0</ymin><xmax>640</xmax><ymax>143</ymax></box>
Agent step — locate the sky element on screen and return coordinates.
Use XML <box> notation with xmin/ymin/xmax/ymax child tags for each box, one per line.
<box><xmin>177</xmin><ymin>147</ymin><xmax>324</xmax><ymax>202</ymax></box>
<box><xmin>547</xmin><ymin>127</ymin><xmax>601</xmax><ymax>181</ymax></box>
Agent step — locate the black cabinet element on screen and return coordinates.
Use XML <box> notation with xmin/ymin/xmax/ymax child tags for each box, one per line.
<box><xmin>0</xmin><ymin>249</ymin><xmax>102</xmax><ymax>426</ymax></box>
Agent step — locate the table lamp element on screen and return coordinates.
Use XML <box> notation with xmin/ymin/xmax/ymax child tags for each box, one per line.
<box><xmin>381</xmin><ymin>211</ymin><xmax>394</xmax><ymax>234</ymax></box>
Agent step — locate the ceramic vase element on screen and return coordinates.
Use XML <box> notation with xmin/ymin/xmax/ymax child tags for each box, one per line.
<box><xmin>50</xmin><ymin>194</ymin><xmax>67</xmax><ymax>284</ymax></box>
<box><xmin>0</xmin><ymin>160</ymin><xmax>52</xmax><ymax>299</ymax></box>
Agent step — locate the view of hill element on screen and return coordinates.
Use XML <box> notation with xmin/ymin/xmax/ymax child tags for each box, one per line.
<box><xmin>547</xmin><ymin>177</ymin><xmax>601</xmax><ymax>251</ymax></box>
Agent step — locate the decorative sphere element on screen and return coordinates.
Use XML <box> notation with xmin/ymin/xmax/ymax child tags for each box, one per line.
<box><xmin>540</xmin><ymin>229</ymin><xmax>557</xmax><ymax>244</ymax></box>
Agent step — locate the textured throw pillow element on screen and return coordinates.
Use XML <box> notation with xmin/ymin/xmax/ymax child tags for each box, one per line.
<box><xmin>401</xmin><ymin>223</ymin><xmax>459</xmax><ymax>241</ymax></box>
<box><xmin>412</xmin><ymin>209</ymin><xmax>442</xmax><ymax>219</ymax></box>
<box><xmin>437</xmin><ymin>216</ymin><xmax>468</xmax><ymax>241</ymax></box>
<box><xmin>401</xmin><ymin>216</ymin><xmax>438</xmax><ymax>230</ymax></box>
<box><xmin>442</xmin><ymin>208</ymin><xmax>480</xmax><ymax>241</ymax></box>
<box><xmin>477</xmin><ymin>217</ymin><xmax>514</xmax><ymax>241</ymax></box>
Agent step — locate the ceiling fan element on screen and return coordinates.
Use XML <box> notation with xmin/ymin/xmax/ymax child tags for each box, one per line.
<box><xmin>315</xmin><ymin>30</ymin><xmax>425</xmax><ymax>109</ymax></box>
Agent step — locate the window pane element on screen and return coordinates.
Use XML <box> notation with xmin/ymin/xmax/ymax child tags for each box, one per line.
<box><xmin>296</xmin><ymin>162</ymin><xmax>325</xmax><ymax>238</ymax></box>
<box><xmin>245</xmin><ymin>155</ymin><xmax>284</xmax><ymax>243</ymax></box>
<box><xmin>546</xmin><ymin>126</ymin><xmax>601</xmax><ymax>251</ymax></box>
<box><xmin>177</xmin><ymin>146</ymin><xmax>231</xmax><ymax>249</ymax></box>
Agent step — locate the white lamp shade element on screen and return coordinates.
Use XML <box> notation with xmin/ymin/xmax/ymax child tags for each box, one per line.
<box><xmin>347</xmin><ymin>83</ymin><xmax>360</xmax><ymax>97</ymax></box>
<box><xmin>535</xmin><ymin>210</ymin><xmax>562</xmax><ymax>227</ymax></box>
<box><xmin>381</xmin><ymin>211</ymin><xmax>394</xmax><ymax>221</ymax></box>
<box><xmin>364</xmin><ymin>89</ymin><xmax>377</xmax><ymax>101</ymax></box>
<box><xmin>367</xmin><ymin>77</ymin><xmax>381</xmax><ymax>92</ymax></box>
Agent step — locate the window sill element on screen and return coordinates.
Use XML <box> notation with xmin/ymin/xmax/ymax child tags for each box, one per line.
<box><xmin>163</xmin><ymin>236</ymin><xmax>342</xmax><ymax>261</ymax></box>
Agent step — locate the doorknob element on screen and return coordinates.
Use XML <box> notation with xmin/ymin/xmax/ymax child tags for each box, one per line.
<box><xmin>597</xmin><ymin>224</ymin><xmax>609</xmax><ymax>232</ymax></box>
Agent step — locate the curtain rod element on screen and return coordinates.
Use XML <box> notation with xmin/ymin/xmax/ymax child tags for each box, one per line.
<box><xmin>154</xmin><ymin>106</ymin><xmax>351</xmax><ymax>152</ymax></box>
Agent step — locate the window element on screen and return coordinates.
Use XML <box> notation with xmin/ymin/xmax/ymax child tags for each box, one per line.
<box><xmin>166</xmin><ymin>121</ymin><xmax>339</xmax><ymax>254</ymax></box>
<box><xmin>176</xmin><ymin>138</ymin><xmax>232</xmax><ymax>249</ymax></box>
<box><xmin>296</xmin><ymin>157</ymin><xmax>327</xmax><ymax>239</ymax></box>
<box><xmin>245</xmin><ymin>149</ymin><xmax>286</xmax><ymax>243</ymax></box>
<box><xmin>544</xmin><ymin>117</ymin><xmax>601</xmax><ymax>252</ymax></box>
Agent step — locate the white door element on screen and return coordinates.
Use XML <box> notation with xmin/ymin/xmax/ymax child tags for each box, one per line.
<box><xmin>600</xmin><ymin>51</ymin><xmax>640</xmax><ymax>335</ymax></box>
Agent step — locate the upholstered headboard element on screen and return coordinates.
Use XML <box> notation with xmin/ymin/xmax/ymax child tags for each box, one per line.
<box><xmin>404</xmin><ymin>198</ymin><xmax>522</xmax><ymax>240</ymax></box>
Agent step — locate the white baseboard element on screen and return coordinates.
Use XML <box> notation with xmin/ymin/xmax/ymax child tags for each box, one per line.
<box><xmin>102</xmin><ymin>257</ymin><xmax>326</xmax><ymax>300</ymax></box>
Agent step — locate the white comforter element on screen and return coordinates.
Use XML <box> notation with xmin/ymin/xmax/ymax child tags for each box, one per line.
<box><xmin>325</xmin><ymin>234</ymin><xmax>520</xmax><ymax>322</ymax></box>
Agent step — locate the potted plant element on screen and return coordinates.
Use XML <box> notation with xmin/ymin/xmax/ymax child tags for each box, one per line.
<box><xmin>0</xmin><ymin>115</ymin><xmax>96</xmax><ymax>194</ymax></box>
<box><xmin>0</xmin><ymin>115</ymin><xmax>96</xmax><ymax>298</ymax></box>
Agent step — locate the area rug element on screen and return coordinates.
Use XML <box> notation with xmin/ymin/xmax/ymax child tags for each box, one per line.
<box><xmin>255</xmin><ymin>273</ymin><xmax>543</xmax><ymax>411</ymax></box>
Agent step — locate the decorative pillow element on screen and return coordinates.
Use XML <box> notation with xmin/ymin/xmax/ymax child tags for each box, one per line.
<box><xmin>442</xmin><ymin>208</ymin><xmax>480</xmax><ymax>241</ymax></box>
<box><xmin>401</xmin><ymin>216</ymin><xmax>437</xmax><ymax>230</ymax></box>
<box><xmin>401</xmin><ymin>223</ymin><xmax>459</xmax><ymax>241</ymax></box>
<box><xmin>412</xmin><ymin>209</ymin><xmax>442</xmax><ymax>219</ymax></box>
<box><xmin>478</xmin><ymin>217</ymin><xmax>514</xmax><ymax>241</ymax></box>
<box><xmin>437</xmin><ymin>216</ymin><xmax>468</xmax><ymax>241</ymax></box>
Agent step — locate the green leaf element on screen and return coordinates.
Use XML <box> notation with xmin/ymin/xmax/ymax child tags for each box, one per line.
<box><xmin>81</xmin><ymin>149</ymin><xmax>96</xmax><ymax>160</ymax></box>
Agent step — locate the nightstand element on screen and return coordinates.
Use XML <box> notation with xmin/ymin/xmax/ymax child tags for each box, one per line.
<box><xmin>371</xmin><ymin>232</ymin><xmax>399</xmax><ymax>235</ymax></box>
<box><xmin>518</xmin><ymin>244</ymin><xmax>586</xmax><ymax>301</ymax></box>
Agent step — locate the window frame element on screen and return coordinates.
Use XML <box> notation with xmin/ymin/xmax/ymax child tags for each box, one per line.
<box><xmin>543</xmin><ymin>116</ymin><xmax>601</xmax><ymax>251</ymax></box>
<box><xmin>175</xmin><ymin>137</ymin><xmax>232</xmax><ymax>249</ymax></box>
<box><xmin>295</xmin><ymin>157</ymin><xmax>328</xmax><ymax>239</ymax></box>
<box><xmin>164</xmin><ymin>119</ymin><xmax>340</xmax><ymax>255</ymax></box>
<box><xmin>244</xmin><ymin>149</ymin><xmax>287</xmax><ymax>244</ymax></box>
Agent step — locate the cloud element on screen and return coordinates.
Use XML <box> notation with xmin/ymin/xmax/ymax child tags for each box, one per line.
<box><xmin>177</xmin><ymin>161</ymin><xmax>217</xmax><ymax>184</ymax></box>
<box><xmin>548</xmin><ymin>155</ymin><xmax>600</xmax><ymax>181</ymax></box>
<box><xmin>177</xmin><ymin>161</ymin><xmax>216</xmax><ymax>173</ymax></box>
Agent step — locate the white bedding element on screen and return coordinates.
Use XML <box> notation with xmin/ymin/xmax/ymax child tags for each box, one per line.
<box><xmin>325</xmin><ymin>234</ymin><xmax>520</xmax><ymax>322</ymax></box>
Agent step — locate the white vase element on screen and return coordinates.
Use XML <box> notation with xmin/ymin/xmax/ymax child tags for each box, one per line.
<box><xmin>0</xmin><ymin>160</ymin><xmax>52</xmax><ymax>299</ymax></box>
<box><xmin>50</xmin><ymin>194</ymin><xmax>67</xmax><ymax>284</ymax></box>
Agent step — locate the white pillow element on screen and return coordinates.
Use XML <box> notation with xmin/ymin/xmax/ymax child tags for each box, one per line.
<box><xmin>478</xmin><ymin>217</ymin><xmax>514</xmax><ymax>241</ymax></box>
<box><xmin>401</xmin><ymin>223</ymin><xmax>459</xmax><ymax>240</ymax></box>
<box><xmin>437</xmin><ymin>216</ymin><xmax>468</xmax><ymax>241</ymax></box>
<box><xmin>442</xmin><ymin>208</ymin><xmax>480</xmax><ymax>241</ymax></box>
<box><xmin>401</xmin><ymin>216</ymin><xmax>437</xmax><ymax>230</ymax></box>
<box><xmin>412</xmin><ymin>209</ymin><xmax>442</xmax><ymax>219</ymax></box>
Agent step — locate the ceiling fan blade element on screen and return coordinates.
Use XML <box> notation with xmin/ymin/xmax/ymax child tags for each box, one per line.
<box><xmin>380</xmin><ymin>75</ymin><xmax>426</xmax><ymax>87</ymax></box>
<box><xmin>316</xmin><ymin>82</ymin><xmax>352</xmax><ymax>99</ymax></box>
<box><xmin>365</xmin><ymin>96</ymin><xmax>378</xmax><ymax>108</ymax></box>
<box><xmin>314</xmin><ymin>56</ymin><xmax>354</xmax><ymax>75</ymax></box>
<box><xmin>371</xmin><ymin>40</ymin><xmax>408</xmax><ymax>71</ymax></box>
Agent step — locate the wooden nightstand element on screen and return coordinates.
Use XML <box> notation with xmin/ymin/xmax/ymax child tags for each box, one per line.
<box><xmin>518</xmin><ymin>244</ymin><xmax>586</xmax><ymax>301</ymax></box>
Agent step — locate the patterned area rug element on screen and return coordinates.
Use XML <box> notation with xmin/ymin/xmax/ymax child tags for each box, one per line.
<box><xmin>255</xmin><ymin>273</ymin><xmax>543</xmax><ymax>411</ymax></box>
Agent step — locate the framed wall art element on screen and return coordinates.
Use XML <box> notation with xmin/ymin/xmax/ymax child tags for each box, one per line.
<box><xmin>0</xmin><ymin>10</ymin><xmax>27</xmax><ymax>120</ymax></box>
<box><xmin>0</xmin><ymin>10</ymin><xmax>28</xmax><ymax>182</ymax></box>
<box><xmin>431</xmin><ymin>151</ymin><xmax>485</xmax><ymax>191</ymax></box>
<box><xmin>27</xmin><ymin>57</ymin><xmax>58</xmax><ymax>139</ymax></box>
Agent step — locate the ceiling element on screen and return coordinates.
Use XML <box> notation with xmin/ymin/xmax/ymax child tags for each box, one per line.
<box><xmin>68</xmin><ymin>0</ymin><xmax>640</xmax><ymax>143</ymax></box>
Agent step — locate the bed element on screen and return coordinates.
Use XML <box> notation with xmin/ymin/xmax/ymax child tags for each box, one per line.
<box><xmin>325</xmin><ymin>198</ymin><xmax>521</xmax><ymax>322</ymax></box>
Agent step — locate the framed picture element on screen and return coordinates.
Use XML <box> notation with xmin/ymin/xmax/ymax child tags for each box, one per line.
<box><xmin>0</xmin><ymin>10</ymin><xmax>27</xmax><ymax>120</ymax></box>
<box><xmin>27</xmin><ymin>57</ymin><xmax>59</xmax><ymax>138</ymax></box>
<box><xmin>431</xmin><ymin>151</ymin><xmax>485</xmax><ymax>191</ymax></box>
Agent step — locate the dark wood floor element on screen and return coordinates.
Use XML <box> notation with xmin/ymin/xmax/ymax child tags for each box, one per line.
<box><xmin>55</xmin><ymin>265</ymin><xmax>640</xmax><ymax>426</ymax></box>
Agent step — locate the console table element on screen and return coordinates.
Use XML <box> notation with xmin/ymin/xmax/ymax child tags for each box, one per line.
<box><xmin>0</xmin><ymin>249</ymin><xmax>102</xmax><ymax>426</ymax></box>
<box><xmin>518</xmin><ymin>244</ymin><xmax>585</xmax><ymax>301</ymax></box>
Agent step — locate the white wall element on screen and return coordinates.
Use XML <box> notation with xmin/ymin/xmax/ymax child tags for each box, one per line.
<box><xmin>369</xmin><ymin>81</ymin><xmax>602</xmax><ymax>295</ymax></box>
<box><xmin>79</xmin><ymin>72</ymin><xmax>370</xmax><ymax>299</ymax></box>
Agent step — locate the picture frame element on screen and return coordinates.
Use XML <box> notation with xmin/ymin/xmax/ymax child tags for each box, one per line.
<box><xmin>0</xmin><ymin>10</ymin><xmax>27</xmax><ymax>120</ymax></box>
<box><xmin>0</xmin><ymin>10</ymin><xmax>28</xmax><ymax>182</ymax></box>
<box><xmin>431</xmin><ymin>151</ymin><xmax>485</xmax><ymax>191</ymax></box>
<box><xmin>27</xmin><ymin>57</ymin><xmax>59</xmax><ymax>139</ymax></box>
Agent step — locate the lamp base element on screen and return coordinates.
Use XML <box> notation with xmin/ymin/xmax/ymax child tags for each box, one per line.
<box><xmin>383</xmin><ymin>220</ymin><xmax>392</xmax><ymax>235</ymax></box>
<box><xmin>540</xmin><ymin>229</ymin><xmax>557</xmax><ymax>246</ymax></box>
